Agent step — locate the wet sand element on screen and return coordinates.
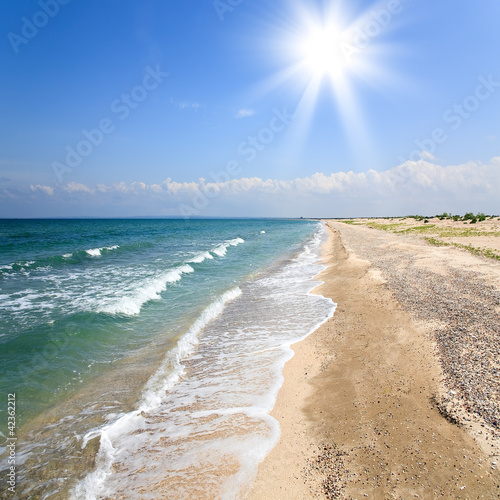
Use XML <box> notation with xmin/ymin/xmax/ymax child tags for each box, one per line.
<box><xmin>249</xmin><ymin>220</ymin><xmax>500</xmax><ymax>498</ymax></box>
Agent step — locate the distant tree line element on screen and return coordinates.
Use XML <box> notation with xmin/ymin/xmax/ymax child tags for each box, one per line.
<box><xmin>408</xmin><ymin>212</ymin><xmax>499</xmax><ymax>224</ymax></box>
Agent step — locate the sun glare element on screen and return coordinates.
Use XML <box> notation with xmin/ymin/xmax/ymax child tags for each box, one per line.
<box><xmin>251</xmin><ymin>1</ymin><xmax>400</xmax><ymax>167</ymax></box>
<box><xmin>300</xmin><ymin>25</ymin><xmax>347</xmax><ymax>79</ymax></box>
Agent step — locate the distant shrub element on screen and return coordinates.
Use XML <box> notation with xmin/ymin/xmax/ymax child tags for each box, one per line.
<box><xmin>436</xmin><ymin>212</ymin><xmax>450</xmax><ymax>220</ymax></box>
<box><xmin>425</xmin><ymin>237</ymin><xmax>446</xmax><ymax>246</ymax></box>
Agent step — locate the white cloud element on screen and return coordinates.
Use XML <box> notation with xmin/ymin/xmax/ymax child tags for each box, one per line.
<box><xmin>30</xmin><ymin>184</ymin><xmax>54</xmax><ymax>196</ymax></box>
<box><xmin>419</xmin><ymin>150</ymin><xmax>436</xmax><ymax>161</ymax></box>
<box><xmin>17</xmin><ymin>157</ymin><xmax>500</xmax><ymax>217</ymax></box>
<box><xmin>62</xmin><ymin>182</ymin><xmax>95</xmax><ymax>194</ymax></box>
<box><xmin>235</xmin><ymin>108</ymin><xmax>255</xmax><ymax>119</ymax></box>
<box><xmin>27</xmin><ymin>158</ymin><xmax>500</xmax><ymax>199</ymax></box>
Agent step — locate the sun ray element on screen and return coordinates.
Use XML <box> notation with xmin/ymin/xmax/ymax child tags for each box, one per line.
<box><xmin>250</xmin><ymin>0</ymin><xmax>404</xmax><ymax>171</ymax></box>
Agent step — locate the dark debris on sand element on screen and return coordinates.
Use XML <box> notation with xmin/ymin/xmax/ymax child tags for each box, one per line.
<box><xmin>304</xmin><ymin>443</ymin><xmax>349</xmax><ymax>499</ymax></box>
<box><xmin>337</xmin><ymin>225</ymin><xmax>500</xmax><ymax>442</ymax></box>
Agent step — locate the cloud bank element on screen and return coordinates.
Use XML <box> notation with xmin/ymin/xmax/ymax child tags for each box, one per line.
<box><xmin>3</xmin><ymin>157</ymin><xmax>499</xmax><ymax>217</ymax></box>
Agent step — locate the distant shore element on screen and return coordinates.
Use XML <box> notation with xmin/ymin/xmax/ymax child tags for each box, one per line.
<box><xmin>249</xmin><ymin>219</ymin><xmax>500</xmax><ymax>498</ymax></box>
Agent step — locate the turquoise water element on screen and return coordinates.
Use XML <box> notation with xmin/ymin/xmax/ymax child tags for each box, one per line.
<box><xmin>0</xmin><ymin>219</ymin><xmax>334</xmax><ymax>498</ymax></box>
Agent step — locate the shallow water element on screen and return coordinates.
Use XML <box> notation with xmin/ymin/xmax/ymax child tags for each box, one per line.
<box><xmin>0</xmin><ymin>219</ymin><xmax>335</xmax><ymax>498</ymax></box>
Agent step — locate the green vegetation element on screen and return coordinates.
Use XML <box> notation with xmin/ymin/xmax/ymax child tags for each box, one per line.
<box><xmin>425</xmin><ymin>237</ymin><xmax>447</xmax><ymax>247</ymax></box>
<box><xmin>437</xmin><ymin>212</ymin><xmax>450</xmax><ymax>220</ymax></box>
<box><xmin>408</xmin><ymin>212</ymin><xmax>495</xmax><ymax>223</ymax></box>
<box><xmin>341</xmin><ymin>213</ymin><xmax>500</xmax><ymax>225</ymax></box>
<box><xmin>350</xmin><ymin>213</ymin><xmax>500</xmax><ymax>262</ymax></box>
<box><xmin>410</xmin><ymin>215</ymin><xmax>429</xmax><ymax>222</ymax></box>
<box><xmin>425</xmin><ymin>237</ymin><xmax>500</xmax><ymax>261</ymax></box>
<box><xmin>365</xmin><ymin>221</ymin><xmax>404</xmax><ymax>231</ymax></box>
<box><xmin>363</xmin><ymin>221</ymin><xmax>500</xmax><ymax>238</ymax></box>
<box><xmin>399</xmin><ymin>224</ymin><xmax>436</xmax><ymax>234</ymax></box>
<box><xmin>385</xmin><ymin>224</ymin><xmax>499</xmax><ymax>238</ymax></box>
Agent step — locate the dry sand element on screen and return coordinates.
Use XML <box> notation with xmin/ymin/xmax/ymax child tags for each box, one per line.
<box><xmin>350</xmin><ymin>216</ymin><xmax>500</xmax><ymax>257</ymax></box>
<box><xmin>248</xmin><ymin>220</ymin><xmax>500</xmax><ymax>499</ymax></box>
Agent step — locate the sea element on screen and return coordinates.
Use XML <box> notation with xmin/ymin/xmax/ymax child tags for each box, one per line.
<box><xmin>0</xmin><ymin>218</ymin><xmax>335</xmax><ymax>499</ymax></box>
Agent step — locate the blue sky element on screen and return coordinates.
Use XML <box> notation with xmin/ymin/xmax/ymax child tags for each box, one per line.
<box><xmin>1</xmin><ymin>0</ymin><xmax>500</xmax><ymax>217</ymax></box>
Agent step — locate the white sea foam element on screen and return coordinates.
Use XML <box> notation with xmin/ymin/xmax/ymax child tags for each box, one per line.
<box><xmin>70</xmin><ymin>225</ymin><xmax>336</xmax><ymax>499</ymax></box>
<box><xmin>228</xmin><ymin>237</ymin><xmax>244</xmax><ymax>245</ymax></box>
<box><xmin>72</xmin><ymin>287</ymin><xmax>242</xmax><ymax>499</ymax></box>
<box><xmin>85</xmin><ymin>245</ymin><xmax>119</xmax><ymax>257</ymax></box>
<box><xmin>212</xmin><ymin>237</ymin><xmax>245</xmax><ymax>257</ymax></box>
<box><xmin>212</xmin><ymin>244</ymin><xmax>228</xmax><ymax>257</ymax></box>
<box><xmin>17</xmin><ymin>261</ymin><xmax>36</xmax><ymax>269</ymax></box>
<box><xmin>71</xmin><ymin>432</ymin><xmax>115</xmax><ymax>500</ymax></box>
<box><xmin>85</xmin><ymin>248</ymin><xmax>102</xmax><ymax>257</ymax></box>
<box><xmin>11</xmin><ymin>223</ymin><xmax>335</xmax><ymax>499</ymax></box>
<box><xmin>140</xmin><ymin>286</ymin><xmax>242</xmax><ymax>410</ymax></box>
<box><xmin>97</xmin><ymin>264</ymin><xmax>194</xmax><ymax>316</ymax></box>
<box><xmin>187</xmin><ymin>251</ymin><xmax>214</xmax><ymax>264</ymax></box>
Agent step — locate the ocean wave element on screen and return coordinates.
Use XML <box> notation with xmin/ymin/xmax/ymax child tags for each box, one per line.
<box><xmin>71</xmin><ymin>287</ymin><xmax>243</xmax><ymax>499</ymax></box>
<box><xmin>96</xmin><ymin>264</ymin><xmax>194</xmax><ymax>316</ymax></box>
<box><xmin>0</xmin><ymin>245</ymin><xmax>121</xmax><ymax>276</ymax></box>
<box><xmin>212</xmin><ymin>237</ymin><xmax>245</xmax><ymax>257</ymax></box>
<box><xmin>85</xmin><ymin>245</ymin><xmax>120</xmax><ymax>258</ymax></box>
<box><xmin>0</xmin><ymin>290</ymin><xmax>56</xmax><ymax>317</ymax></box>
<box><xmin>187</xmin><ymin>251</ymin><xmax>214</xmax><ymax>264</ymax></box>
<box><xmin>0</xmin><ymin>265</ymin><xmax>14</xmax><ymax>278</ymax></box>
<box><xmin>71</xmin><ymin>432</ymin><xmax>116</xmax><ymax>500</ymax></box>
<box><xmin>1</xmin><ymin>258</ymin><xmax>59</xmax><ymax>276</ymax></box>
<box><xmin>70</xmin><ymin>227</ymin><xmax>334</xmax><ymax>498</ymax></box>
<box><xmin>212</xmin><ymin>245</ymin><xmax>228</xmax><ymax>257</ymax></box>
<box><xmin>12</xmin><ymin>260</ymin><xmax>36</xmax><ymax>270</ymax></box>
<box><xmin>140</xmin><ymin>286</ymin><xmax>243</xmax><ymax>410</ymax></box>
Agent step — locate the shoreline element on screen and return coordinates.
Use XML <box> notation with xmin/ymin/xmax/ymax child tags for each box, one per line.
<box><xmin>249</xmin><ymin>220</ymin><xmax>500</xmax><ymax>498</ymax></box>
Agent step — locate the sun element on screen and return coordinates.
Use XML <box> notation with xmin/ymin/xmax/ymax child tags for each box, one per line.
<box><xmin>250</xmin><ymin>0</ymin><xmax>400</xmax><ymax>165</ymax></box>
<box><xmin>300</xmin><ymin>24</ymin><xmax>348</xmax><ymax>79</ymax></box>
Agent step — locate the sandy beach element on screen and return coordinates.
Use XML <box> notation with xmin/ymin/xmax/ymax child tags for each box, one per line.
<box><xmin>249</xmin><ymin>219</ymin><xmax>500</xmax><ymax>498</ymax></box>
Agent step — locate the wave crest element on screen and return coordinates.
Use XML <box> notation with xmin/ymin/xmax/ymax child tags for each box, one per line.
<box><xmin>85</xmin><ymin>245</ymin><xmax>120</xmax><ymax>258</ymax></box>
<box><xmin>97</xmin><ymin>264</ymin><xmax>194</xmax><ymax>316</ymax></box>
<box><xmin>212</xmin><ymin>237</ymin><xmax>244</xmax><ymax>257</ymax></box>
